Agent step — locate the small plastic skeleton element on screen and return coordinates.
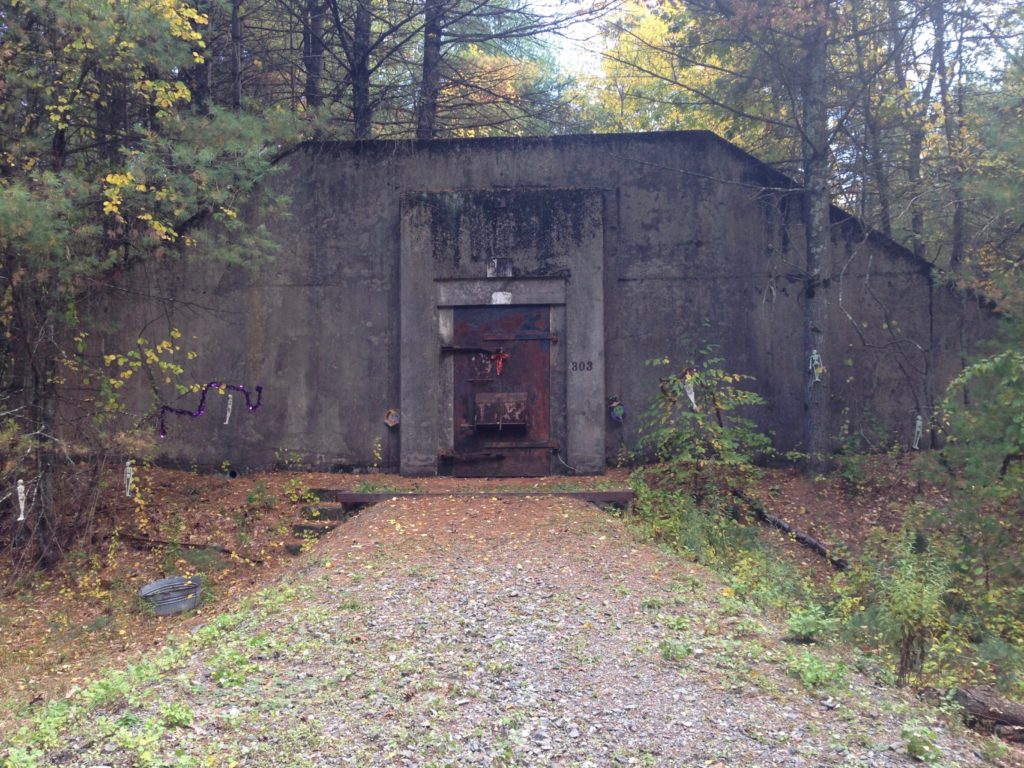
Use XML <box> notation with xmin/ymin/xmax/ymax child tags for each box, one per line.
<box><xmin>809</xmin><ymin>349</ymin><xmax>825</xmax><ymax>383</ymax></box>
<box><xmin>17</xmin><ymin>479</ymin><xmax>26</xmax><ymax>522</ymax></box>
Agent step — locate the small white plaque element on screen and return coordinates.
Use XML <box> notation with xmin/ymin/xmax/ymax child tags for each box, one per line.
<box><xmin>491</xmin><ymin>291</ymin><xmax>512</xmax><ymax>305</ymax></box>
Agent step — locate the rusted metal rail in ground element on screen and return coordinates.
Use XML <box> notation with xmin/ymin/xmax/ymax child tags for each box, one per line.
<box><xmin>309</xmin><ymin>489</ymin><xmax>635</xmax><ymax>506</ymax></box>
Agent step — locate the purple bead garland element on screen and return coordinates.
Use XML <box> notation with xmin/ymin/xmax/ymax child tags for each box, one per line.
<box><xmin>158</xmin><ymin>382</ymin><xmax>263</xmax><ymax>438</ymax></box>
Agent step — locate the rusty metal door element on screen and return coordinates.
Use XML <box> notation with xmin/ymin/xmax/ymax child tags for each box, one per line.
<box><xmin>447</xmin><ymin>305</ymin><xmax>553</xmax><ymax>476</ymax></box>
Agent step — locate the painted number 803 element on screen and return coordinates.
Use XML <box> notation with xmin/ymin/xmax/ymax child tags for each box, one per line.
<box><xmin>570</xmin><ymin>360</ymin><xmax>594</xmax><ymax>372</ymax></box>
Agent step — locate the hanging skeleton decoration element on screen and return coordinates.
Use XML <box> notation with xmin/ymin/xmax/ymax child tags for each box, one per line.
<box><xmin>124</xmin><ymin>460</ymin><xmax>135</xmax><ymax>498</ymax></box>
<box><xmin>659</xmin><ymin>368</ymin><xmax>701</xmax><ymax>411</ymax></box>
<box><xmin>223</xmin><ymin>393</ymin><xmax>234</xmax><ymax>425</ymax></box>
<box><xmin>912</xmin><ymin>414</ymin><xmax>924</xmax><ymax>450</ymax></box>
<box><xmin>683</xmin><ymin>370</ymin><xmax>698</xmax><ymax>410</ymax></box>
<box><xmin>16</xmin><ymin>479</ymin><xmax>26</xmax><ymax>522</ymax></box>
<box><xmin>809</xmin><ymin>349</ymin><xmax>826</xmax><ymax>384</ymax></box>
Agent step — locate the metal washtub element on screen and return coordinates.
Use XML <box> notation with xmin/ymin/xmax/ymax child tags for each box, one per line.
<box><xmin>138</xmin><ymin>575</ymin><xmax>203</xmax><ymax>615</ymax></box>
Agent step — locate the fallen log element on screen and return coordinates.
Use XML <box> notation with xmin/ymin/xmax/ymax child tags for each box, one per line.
<box><xmin>955</xmin><ymin>686</ymin><xmax>1024</xmax><ymax>742</ymax></box>
<box><xmin>121</xmin><ymin>534</ymin><xmax>261</xmax><ymax>564</ymax></box>
<box><xmin>732</xmin><ymin>490</ymin><xmax>848</xmax><ymax>571</ymax></box>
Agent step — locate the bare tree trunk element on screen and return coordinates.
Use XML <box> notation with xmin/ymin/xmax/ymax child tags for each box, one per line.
<box><xmin>34</xmin><ymin>350</ymin><xmax>59</xmax><ymax>568</ymax></box>
<box><xmin>931</xmin><ymin>0</ymin><xmax>964</xmax><ymax>271</ymax></box>
<box><xmin>907</xmin><ymin>127</ymin><xmax>927</xmax><ymax>261</ymax></box>
<box><xmin>230</xmin><ymin>0</ymin><xmax>243</xmax><ymax>110</ymax></box>
<box><xmin>324</xmin><ymin>0</ymin><xmax>374</xmax><ymax>137</ymax></box>
<box><xmin>802</xmin><ymin>20</ymin><xmax>831</xmax><ymax>469</ymax></box>
<box><xmin>16</xmin><ymin>287</ymin><xmax>61</xmax><ymax>569</ymax></box>
<box><xmin>864</xmin><ymin>105</ymin><xmax>892</xmax><ymax>237</ymax></box>
<box><xmin>302</xmin><ymin>0</ymin><xmax>325</xmax><ymax>109</ymax></box>
<box><xmin>185</xmin><ymin>0</ymin><xmax>211</xmax><ymax>113</ymax></box>
<box><xmin>351</xmin><ymin>0</ymin><xmax>372</xmax><ymax>138</ymax></box>
<box><xmin>851</xmin><ymin>0</ymin><xmax>891</xmax><ymax>236</ymax></box>
<box><xmin>886</xmin><ymin>0</ymin><xmax>933</xmax><ymax>263</ymax></box>
<box><xmin>416</xmin><ymin>0</ymin><xmax>444</xmax><ymax>140</ymax></box>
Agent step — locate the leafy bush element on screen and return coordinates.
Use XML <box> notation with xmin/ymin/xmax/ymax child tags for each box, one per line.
<box><xmin>631</xmin><ymin>341</ymin><xmax>1024</xmax><ymax>696</ymax></box>
<box><xmin>787</xmin><ymin>650</ymin><xmax>847</xmax><ymax>688</ymax></box>
<box><xmin>901</xmin><ymin>721</ymin><xmax>942</xmax><ymax>764</ymax></box>
<box><xmin>941</xmin><ymin>345</ymin><xmax>1024</xmax><ymax>503</ymax></box>
<box><xmin>209</xmin><ymin>647</ymin><xmax>257</xmax><ymax>687</ymax></box>
<box><xmin>631</xmin><ymin>350</ymin><xmax>807</xmax><ymax>611</ymax></box>
<box><xmin>786</xmin><ymin>604</ymin><xmax>836</xmax><ymax>644</ymax></box>
<box><xmin>161</xmin><ymin>701</ymin><xmax>194</xmax><ymax>728</ymax></box>
<box><xmin>245</xmin><ymin>482</ymin><xmax>277</xmax><ymax>511</ymax></box>
<box><xmin>284</xmin><ymin>478</ymin><xmax>319</xmax><ymax>504</ymax></box>
<box><xmin>878</xmin><ymin>526</ymin><xmax>951</xmax><ymax>684</ymax></box>
<box><xmin>633</xmin><ymin>351</ymin><xmax>770</xmax><ymax>544</ymax></box>
<box><xmin>827</xmin><ymin>499</ymin><xmax>1022</xmax><ymax>693</ymax></box>
<box><xmin>658</xmin><ymin>638</ymin><xmax>692</xmax><ymax>662</ymax></box>
<box><xmin>641</xmin><ymin>352</ymin><xmax>771</xmax><ymax>490</ymax></box>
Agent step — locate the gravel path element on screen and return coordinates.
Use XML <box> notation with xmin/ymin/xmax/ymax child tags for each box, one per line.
<box><xmin>22</xmin><ymin>495</ymin><xmax>993</xmax><ymax>767</ymax></box>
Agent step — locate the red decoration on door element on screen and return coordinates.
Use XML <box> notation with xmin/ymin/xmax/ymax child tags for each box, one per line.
<box><xmin>490</xmin><ymin>349</ymin><xmax>510</xmax><ymax>376</ymax></box>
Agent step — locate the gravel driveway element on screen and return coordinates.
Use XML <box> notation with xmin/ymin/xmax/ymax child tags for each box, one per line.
<box><xmin>19</xmin><ymin>494</ymin><xmax>993</xmax><ymax>767</ymax></box>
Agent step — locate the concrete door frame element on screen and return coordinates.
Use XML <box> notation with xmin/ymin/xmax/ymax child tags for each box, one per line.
<box><xmin>399</xmin><ymin>190</ymin><xmax>606</xmax><ymax>476</ymax></box>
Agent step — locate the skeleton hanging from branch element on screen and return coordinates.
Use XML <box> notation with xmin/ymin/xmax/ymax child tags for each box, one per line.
<box><xmin>16</xmin><ymin>479</ymin><xmax>27</xmax><ymax>522</ymax></box>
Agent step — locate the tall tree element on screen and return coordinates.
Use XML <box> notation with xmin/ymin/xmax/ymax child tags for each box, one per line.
<box><xmin>632</xmin><ymin>0</ymin><xmax>842</xmax><ymax>463</ymax></box>
<box><xmin>0</xmin><ymin>0</ymin><xmax>281</xmax><ymax>569</ymax></box>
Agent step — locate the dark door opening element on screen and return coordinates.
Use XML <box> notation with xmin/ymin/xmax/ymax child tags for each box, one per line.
<box><xmin>448</xmin><ymin>305</ymin><xmax>553</xmax><ymax>476</ymax></box>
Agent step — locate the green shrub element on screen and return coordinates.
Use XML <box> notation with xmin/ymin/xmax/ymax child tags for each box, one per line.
<box><xmin>209</xmin><ymin>647</ymin><xmax>257</xmax><ymax>687</ymax></box>
<box><xmin>901</xmin><ymin>721</ymin><xmax>942</xmax><ymax>764</ymax></box>
<box><xmin>852</xmin><ymin>523</ymin><xmax>952</xmax><ymax>685</ymax></box>
<box><xmin>631</xmin><ymin>350</ymin><xmax>807</xmax><ymax>612</ymax></box>
<box><xmin>785</xmin><ymin>604</ymin><xmax>836</xmax><ymax>643</ymax></box>
<box><xmin>81</xmin><ymin>673</ymin><xmax>131</xmax><ymax>709</ymax></box>
<box><xmin>634</xmin><ymin>350</ymin><xmax>769</xmax><ymax>502</ymax></box>
<box><xmin>787</xmin><ymin>650</ymin><xmax>846</xmax><ymax>688</ymax></box>
<box><xmin>245</xmin><ymin>482</ymin><xmax>277</xmax><ymax>511</ymax></box>
<box><xmin>4</xmin><ymin>746</ymin><xmax>43</xmax><ymax>768</ymax></box>
<box><xmin>161</xmin><ymin>701</ymin><xmax>194</xmax><ymax>728</ymax></box>
<box><xmin>658</xmin><ymin>638</ymin><xmax>692</xmax><ymax>662</ymax></box>
<box><xmin>630</xmin><ymin>338</ymin><xmax>1024</xmax><ymax>697</ymax></box>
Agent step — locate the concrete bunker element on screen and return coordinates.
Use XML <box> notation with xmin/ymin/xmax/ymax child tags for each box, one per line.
<box><xmin>104</xmin><ymin>131</ymin><xmax>994</xmax><ymax>476</ymax></box>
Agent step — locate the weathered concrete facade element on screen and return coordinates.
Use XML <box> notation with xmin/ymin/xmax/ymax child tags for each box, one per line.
<box><xmin>106</xmin><ymin>131</ymin><xmax>992</xmax><ymax>474</ymax></box>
